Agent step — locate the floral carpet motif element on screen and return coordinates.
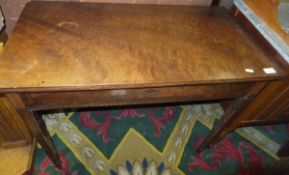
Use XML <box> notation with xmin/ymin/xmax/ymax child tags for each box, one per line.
<box><xmin>33</xmin><ymin>104</ymin><xmax>289</xmax><ymax>175</ymax></box>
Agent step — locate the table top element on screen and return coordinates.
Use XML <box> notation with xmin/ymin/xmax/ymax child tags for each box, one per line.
<box><xmin>0</xmin><ymin>1</ymin><xmax>285</xmax><ymax>92</ymax></box>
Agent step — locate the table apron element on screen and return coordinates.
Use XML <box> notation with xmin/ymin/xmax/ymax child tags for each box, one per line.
<box><xmin>19</xmin><ymin>83</ymin><xmax>258</xmax><ymax>111</ymax></box>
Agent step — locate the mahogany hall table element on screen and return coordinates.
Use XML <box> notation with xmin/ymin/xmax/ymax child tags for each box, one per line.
<box><xmin>0</xmin><ymin>1</ymin><xmax>286</xmax><ymax>168</ymax></box>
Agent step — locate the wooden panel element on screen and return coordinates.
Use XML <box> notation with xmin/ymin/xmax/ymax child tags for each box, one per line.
<box><xmin>266</xmin><ymin>87</ymin><xmax>289</xmax><ymax>121</ymax></box>
<box><xmin>0</xmin><ymin>95</ymin><xmax>31</xmax><ymax>148</ymax></box>
<box><xmin>23</xmin><ymin>83</ymin><xmax>255</xmax><ymax>110</ymax></box>
<box><xmin>0</xmin><ymin>139</ymin><xmax>36</xmax><ymax>175</ymax></box>
<box><xmin>82</xmin><ymin>0</ymin><xmax>217</xmax><ymax>6</ymax></box>
<box><xmin>6</xmin><ymin>94</ymin><xmax>62</xmax><ymax>169</ymax></box>
<box><xmin>237</xmin><ymin>77</ymin><xmax>289</xmax><ymax>123</ymax></box>
<box><xmin>0</xmin><ymin>1</ymin><xmax>285</xmax><ymax>93</ymax></box>
<box><xmin>231</xmin><ymin>3</ymin><xmax>289</xmax><ymax>126</ymax></box>
<box><xmin>270</xmin><ymin>100</ymin><xmax>289</xmax><ymax>121</ymax></box>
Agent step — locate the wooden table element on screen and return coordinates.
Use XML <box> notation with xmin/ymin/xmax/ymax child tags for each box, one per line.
<box><xmin>0</xmin><ymin>1</ymin><xmax>285</xmax><ymax>168</ymax></box>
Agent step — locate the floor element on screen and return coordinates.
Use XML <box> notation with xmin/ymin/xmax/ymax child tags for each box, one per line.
<box><xmin>0</xmin><ymin>143</ymin><xmax>34</xmax><ymax>175</ymax></box>
<box><xmin>32</xmin><ymin>103</ymin><xmax>289</xmax><ymax>175</ymax></box>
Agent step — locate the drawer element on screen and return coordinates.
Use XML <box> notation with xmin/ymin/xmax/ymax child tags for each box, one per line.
<box><xmin>21</xmin><ymin>83</ymin><xmax>255</xmax><ymax>110</ymax></box>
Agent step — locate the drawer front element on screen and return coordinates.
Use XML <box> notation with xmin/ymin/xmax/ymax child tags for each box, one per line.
<box><xmin>22</xmin><ymin>83</ymin><xmax>255</xmax><ymax>110</ymax></box>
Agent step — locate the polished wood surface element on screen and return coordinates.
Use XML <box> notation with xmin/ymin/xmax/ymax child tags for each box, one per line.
<box><xmin>0</xmin><ymin>139</ymin><xmax>36</xmax><ymax>175</ymax></box>
<box><xmin>0</xmin><ymin>0</ymin><xmax>214</xmax><ymax>35</ymax></box>
<box><xmin>244</xmin><ymin>0</ymin><xmax>289</xmax><ymax>45</ymax></box>
<box><xmin>0</xmin><ymin>95</ymin><xmax>31</xmax><ymax>148</ymax></box>
<box><xmin>23</xmin><ymin>83</ymin><xmax>255</xmax><ymax>110</ymax></box>
<box><xmin>0</xmin><ymin>1</ymin><xmax>285</xmax><ymax>92</ymax></box>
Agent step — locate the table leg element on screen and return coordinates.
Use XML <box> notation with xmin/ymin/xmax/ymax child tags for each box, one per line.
<box><xmin>197</xmin><ymin>96</ymin><xmax>253</xmax><ymax>152</ymax></box>
<box><xmin>5</xmin><ymin>94</ymin><xmax>62</xmax><ymax>169</ymax></box>
<box><xmin>34</xmin><ymin>112</ymin><xmax>62</xmax><ymax>169</ymax></box>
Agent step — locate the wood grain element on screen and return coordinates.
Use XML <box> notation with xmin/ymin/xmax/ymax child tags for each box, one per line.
<box><xmin>0</xmin><ymin>95</ymin><xmax>31</xmax><ymax>148</ymax></box>
<box><xmin>0</xmin><ymin>139</ymin><xmax>36</xmax><ymax>175</ymax></box>
<box><xmin>22</xmin><ymin>83</ymin><xmax>255</xmax><ymax>110</ymax></box>
<box><xmin>244</xmin><ymin>0</ymin><xmax>289</xmax><ymax>46</ymax></box>
<box><xmin>0</xmin><ymin>0</ymin><xmax>213</xmax><ymax>35</ymax></box>
<box><xmin>0</xmin><ymin>1</ymin><xmax>285</xmax><ymax>93</ymax></box>
<box><xmin>6</xmin><ymin>93</ymin><xmax>62</xmax><ymax>169</ymax></box>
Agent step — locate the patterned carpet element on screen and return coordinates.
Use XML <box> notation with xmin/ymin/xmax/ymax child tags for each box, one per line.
<box><xmin>32</xmin><ymin>103</ymin><xmax>289</xmax><ymax>175</ymax></box>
